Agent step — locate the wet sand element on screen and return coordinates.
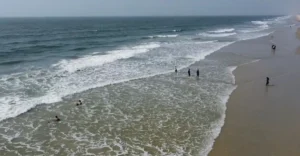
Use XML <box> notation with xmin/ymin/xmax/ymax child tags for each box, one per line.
<box><xmin>209</xmin><ymin>26</ymin><xmax>300</xmax><ymax>156</ymax></box>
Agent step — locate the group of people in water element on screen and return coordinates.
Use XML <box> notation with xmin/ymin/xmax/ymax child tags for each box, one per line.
<box><xmin>54</xmin><ymin>57</ymin><xmax>274</xmax><ymax>122</ymax></box>
<box><xmin>177</xmin><ymin>66</ymin><xmax>271</xmax><ymax>86</ymax></box>
<box><xmin>76</xmin><ymin>100</ymin><xmax>83</xmax><ymax>106</ymax></box>
<box><xmin>53</xmin><ymin>64</ymin><xmax>206</xmax><ymax>123</ymax></box>
<box><xmin>175</xmin><ymin>66</ymin><xmax>200</xmax><ymax>77</ymax></box>
<box><xmin>51</xmin><ymin>100</ymin><xmax>83</xmax><ymax>122</ymax></box>
<box><xmin>50</xmin><ymin>30</ymin><xmax>284</xmax><ymax>124</ymax></box>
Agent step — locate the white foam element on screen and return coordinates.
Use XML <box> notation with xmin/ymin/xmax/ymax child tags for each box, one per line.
<box><xmin>252</xmin><ymin>16</ymin><xmax>290</xmax><ymax>27</ymax></box>
<box><xmin>156</xmin><ymin>34</ymin><xmax>178</xmax><ymax>38</ymax></box>
<box><xmin>240</xmin><ymin>19</ymin><xmax>276</xmax><ymax>33</ymax></box>
<box><xmin>0</xmin><ymin>93</ymin><xmax>62</xmax><ymax>122</ymax></box>
<box><xmin>54</xmin><ymin>42</ymin><xmax>160</xmax><ymax>73</ymax></box>
<box><xmin>240</xmin><ymin>59</ymin><xmax>260</xmax><ymax>67</ymax></box>
<box><xmin>238</xmin><ymin>31</ymin><xmax>273</xmax><ymax>41</ymax></box>
<box><xmin>208</xmin><ymin>28</ymin><xmax>235</xmax><ymax>33</ymax></box>
<box><xmin>228</xmin><ymin>66</ymin><xmax>237</xmax><ymax>84</ymax></box>
<box><xmin>252</xmin><ymin>20</ymin><xmax>270</xmax><ymax>30</ymax></box>
<box><xmin>194</xmin><ymin>40</ymin><xmax>218</xmax><ymax>44</ymax></box>
<box><xmin>228</xmin><ymin>66</ymin><xmax>237</xmax><ymax>73</ymax></box>
<box><xmin>200</xmin><ymin>84</ymin><xmax>237</xmax><ymax>156</ymax></box>
<box><xmin>272</xmin><ymin>15</ymin><xmax>291</xmax><ymax>24</ymax></box>
<box><xmin>239</xmin><ymin>28</ymin><xmax>263</xmax><ymax>33</ymax></box>
<box><xmin>173</xmin><ymin>29</ymin><xmax>182</xmax><ymax>32</ymax></box>
<box><xmin>259</xmin><ymin>24</ymin><xmax>269</xmax><ymax>29</ymax></box>
<box><xmin>250</xmin><ymin>59</ymin><xmax>260</xmax><ymax>64</ymax></box>
<box><xmin>199</xmin><ymin>32</ymin><xmax>237</xmax><ymax>38</ymax></box>
<box><xmin>251</xmin><ymin>21</ymin><xmax>268</xmax><ymax>25</ymax></box>
<box><xmin>185</xmin><ymin>41</ymin><xmax>233</xmax><ymax>61</ymax></box>
<box><xmin>148</xmin><ymin>34</ymin><xmax>178</xmax><ymax>38</ymax></box>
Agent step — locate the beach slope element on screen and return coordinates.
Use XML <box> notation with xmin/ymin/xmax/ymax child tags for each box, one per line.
<box><xmin>209</xmin><ymin>26</ymin><xmax>300</xmax><ymax>156</ymax></box>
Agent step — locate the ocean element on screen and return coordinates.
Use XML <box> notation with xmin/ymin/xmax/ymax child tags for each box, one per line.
<box><xmin>0</xmin><ymin>16</ymin><xmax>291</xmax><ymax>155</ymax></box>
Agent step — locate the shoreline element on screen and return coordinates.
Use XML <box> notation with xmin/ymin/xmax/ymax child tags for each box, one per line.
<box><xmin>195</xmin><ymin>30</ymin><xmax>278</xmax><ymax>155</ymax></box>
<box><xmin>209</xmin><ymin>25</ymin><xmax>300</xmax><ymax>155</ymax></box>
<box><xmin>0</xmin><ymin>32</ymin><xmax>272</xmax><ymax>123</ymax></box>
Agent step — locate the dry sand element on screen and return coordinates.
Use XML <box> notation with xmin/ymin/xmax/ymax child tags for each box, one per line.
<box><xmin>209</xmin><ymin>26</ymin><xmax>300</xmax><ymax>156</ymax></box>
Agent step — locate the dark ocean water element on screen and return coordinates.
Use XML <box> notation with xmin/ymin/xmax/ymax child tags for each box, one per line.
<box><xmin>0</xmin><ymin>16</ymin><xmax>280</xmax><ymax>72</ymax></box>
<box><xmin>0</xmin><ymin>16</ymin><xmax>291</xmax><ymax>155</ymax></box>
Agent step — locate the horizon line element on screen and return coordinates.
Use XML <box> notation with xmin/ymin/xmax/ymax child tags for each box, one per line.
<box><xmin>0</xmin><ymin>15</ymin><xmax>287</xmax><ymax>18</ymax></box>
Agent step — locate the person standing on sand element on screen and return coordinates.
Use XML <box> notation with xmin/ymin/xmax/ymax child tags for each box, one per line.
<box><xmin>188</xmin><ymin>68</ymin><xmax>191</xmax><ymax>77</ymax></box>
<box><xmin>197</xmin><ymin>69</ymin><xmax>200</xmax><ymax>77</ymax></box>
<box><xmin>266</xmin><ymin>77</ymin><xmax>270</xmax><ymax>86</ymax></box>
<box><xmin>272</xmin><ymin>44</ymin><xmax>276</xmax><ymax>50</ymax></box>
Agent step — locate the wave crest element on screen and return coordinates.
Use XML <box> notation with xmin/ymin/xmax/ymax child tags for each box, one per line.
<box><xmin>251</xmin><ymin>21</ymin><xmax>268</xmax><ymax>25</ymax></box>
<box><xmin>147</xmin><ymin>34</ymin><xmax>178</xmax><ymax>39</ymax></box>
<box><xmin>54</xmin><ymin>43</ymin><xmax>161</xmax><ymax>73</ymax></box>
<box><xmin>199</xmin><ymin>32</ymin><xmax>237</xmax><ymax>38</ymax></box>
<box><xmin>208</xmin><ymin>28</ymin><xmax>235</xmax><ymax>33</ymax></box>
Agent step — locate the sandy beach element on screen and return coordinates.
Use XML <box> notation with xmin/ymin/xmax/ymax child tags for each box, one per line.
<box><xmin>209</xmin><ymin>25</ymin><xmax>300</xmax><ymax>156</ymax></box>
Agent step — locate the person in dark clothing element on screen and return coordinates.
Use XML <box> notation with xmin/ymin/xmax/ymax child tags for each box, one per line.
<box><xmin>55</xmin><ymin>116</ymin><xmax>61</xmax><ymax>122</ymax></box>
<box><xmin>175</xmin><ymin>66</ymin><xmax>178</xmax><ymax>73</ymax></box>
<box><xmin>266</xmin><ymin>77</ymin><xmax>270</xmax><ymax>86</ymax></box>
<box><xmin>188</xmin><ymin>69</ymin><xmax>191</xmax><ymax>77</ymax></box>
<box><xmin>76</xmin><ymin>100</ymin><xmax>83</xmax><ymax>106</ymax></box>
<box><xmin>196</xmin><ymin>69</ymin><xmax>200</xmax><ymax>77</ymax></box>
<box><xmin>272</xmin><ymin>44</ymin><xmax>276</xmax><ymax>50</ymax></box>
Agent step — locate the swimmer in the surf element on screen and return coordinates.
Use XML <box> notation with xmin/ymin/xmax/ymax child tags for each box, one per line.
<box><xmin>55</xmin><ymin>116</ymin><xmax>61</xmax><ymax>122</ymax></box>
<box><xmin>76</xmin><ymin>100</ymin><xmax>83</xmax><ymax>106</ymax></box>
<box><xmin>47</xmin><ymin>115</ymin><xmax>61</xmax><ymax>123</ymax></box>
<box><xmin>197</xmin><ymin>69</ymin><xmax>200</xmax><ymax>77</ymax></box>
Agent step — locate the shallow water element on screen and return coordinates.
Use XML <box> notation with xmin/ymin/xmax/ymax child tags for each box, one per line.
<box><xmin>0</xmin><ymin>60</ymin><xmax>237</xmax><ymax>155</ymax></box>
